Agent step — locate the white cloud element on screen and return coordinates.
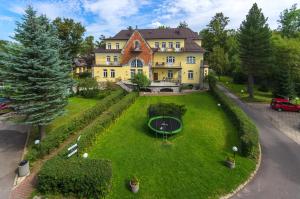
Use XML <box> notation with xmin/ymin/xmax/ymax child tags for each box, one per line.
<box><xmin>0</xmin><ymin>16</ymin><xmax>14</xmax><ymax>22</ymax></box>
<box><xmin>154</xmin><ymin>0</ymin><xmax>299</xmax><ymax>30</ymax></box>
<box><xmin>151</xmin><ymin>21</ymin><xmax>163</xmax><ymax>28</ymax></box>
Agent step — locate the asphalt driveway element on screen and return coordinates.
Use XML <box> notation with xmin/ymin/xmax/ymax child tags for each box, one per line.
<box><xmin>217</xmin><ymin>85</ymin><xmax>300</xmax><ymax>199</ymax></box>
<box><xmin>0</xmin><ymin>120</ymin><xmax>28</xmax><ymax>199</ymax></box>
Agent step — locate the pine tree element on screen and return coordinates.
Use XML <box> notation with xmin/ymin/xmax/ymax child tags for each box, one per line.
<box><xmin>238</xmin><ymin>3</ymin><xmax>272</xmax><ymax>98</ymax></box>
<box><xmin>274</xmin><ymin>67</ymin><xmax>294</xmax><ymax>98</ymax></box>
<box><xmin>0</xmin><ymin>7</ymin><xmax>72</xmax><ymax>139</ymax></box>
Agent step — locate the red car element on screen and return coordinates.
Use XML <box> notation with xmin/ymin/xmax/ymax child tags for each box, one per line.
<box><xmin>270</xmin><ymin>98</ymin><xmax>300</xmax><ymax>112</ymax></box>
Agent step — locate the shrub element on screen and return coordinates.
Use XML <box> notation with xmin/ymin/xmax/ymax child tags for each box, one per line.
<box><xmin>78</xmin><ymin>92</ymin><xmax>138</xmax><ymax>152</ymax></box>
<box><xmin>208</xmin><ymin>79</ymin><xmax>259</xmax><ymax>159</ymax></box>
<box><xmin>147</xmin><ymin>103</ymin><xmax>186</xmax><ymax>120</ymax></box>
<box><xmin>38</xmin><ymin>157</ymin><xmax>112</xmax><ymax>198</ymax></box>
<box><xmin>77</xmin><ymin>78</ymin><xmax>99</xmax><ymax>98</ymax></box>
<box><xmin>26</xmin><ymin>89</ymin><xmax>126</xmax><ymax>162</ymax></box>
<box><xmin>131</xmin><ymin>73</ymin><xmax>151</xmax><ymax>91</ymax></box>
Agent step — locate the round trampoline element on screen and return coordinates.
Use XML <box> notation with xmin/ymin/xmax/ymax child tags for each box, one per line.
<box><xmin>148</xmin><ymin>116</ymin><xmax>182</xmax><ymax>135</ymax></box>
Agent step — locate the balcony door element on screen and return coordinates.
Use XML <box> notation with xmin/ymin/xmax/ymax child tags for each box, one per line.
<box><xmin>153</xmin><ymin>73</ymin><xmax>158</xmax><ymax>81</ymax></box>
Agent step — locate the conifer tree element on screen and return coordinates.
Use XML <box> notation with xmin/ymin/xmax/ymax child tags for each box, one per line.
<box><xmin>0</xmin><ymin>7</ymin><xmax>72</xmax><ymax>139</ymax></box>
<box><xmin>238</xmin><ymin>3</ymin><xmax>272</xmax><ymax>98</ymax></box>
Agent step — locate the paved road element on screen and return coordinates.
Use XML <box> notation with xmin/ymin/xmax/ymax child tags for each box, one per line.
<box><xmin>0</xmin><ymin>120</ymin><xmax>28</xmax><ymax>199</ymax></box>
<box><xmin>217</xmin><ymin>85</ymin><xmax>300</xmax><ymax>199</ymax></box>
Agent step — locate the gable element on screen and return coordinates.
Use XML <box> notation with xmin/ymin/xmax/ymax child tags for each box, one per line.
<box><xmin>121</xmin><ymin>31</ymin><xmax>153</xmax><ymax>65</ymax></box>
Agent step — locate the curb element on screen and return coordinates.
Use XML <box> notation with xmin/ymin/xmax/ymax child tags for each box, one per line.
<box><xmin>220</xmin><ymin>143</ymin><xmax>262</xmax><ymax>199</ymax></box>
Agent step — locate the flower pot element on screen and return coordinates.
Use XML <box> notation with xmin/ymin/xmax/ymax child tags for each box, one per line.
<box><xmin>226</xmin><ymin>160</ymin><xmax>235</xmax><ymax>169</ymax></box>
<box><xmin>130</xmin><ymin>181</ymin><xmax>139</xmax><ymax>193</ymax></box>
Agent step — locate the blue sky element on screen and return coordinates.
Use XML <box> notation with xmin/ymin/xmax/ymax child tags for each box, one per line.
<box><xmin>0</xmin><ymin>0</ymin><xmax>298</xmax><ymax>41</ymax></box>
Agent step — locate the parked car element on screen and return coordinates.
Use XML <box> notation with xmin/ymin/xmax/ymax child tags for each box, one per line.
<box><xmin>270</xmin><ymin>98</ymin><xmax>300</xmax><ymax>112</ymax></box>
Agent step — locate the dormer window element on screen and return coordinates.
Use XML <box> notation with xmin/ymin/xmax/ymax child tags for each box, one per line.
<box><xmin>116</xmin><ymin>43</ymin><xmax>119</xmax><ymax>49</ymax></box>
<box><xmin>107</xmin><ymin>43</ymin><xmax>111</xmax><ymax>49</ymax></box>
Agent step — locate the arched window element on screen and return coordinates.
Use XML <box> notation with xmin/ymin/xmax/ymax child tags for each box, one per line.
<box><xmin>131</xmin><ymin>58</ymin><xmax>143</xmax><ymax>68</ymax></box>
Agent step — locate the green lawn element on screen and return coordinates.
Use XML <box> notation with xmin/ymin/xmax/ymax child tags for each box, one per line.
<box><xmin>45</xmin><ymin>97</ymin><xmax>99</xmax><ymax>132</ymax></box>
<box><xmin>219</xmin><ymin>76</ymin><xmax>273</xmax><ymax>103</ymax></box>
<box><xmin>89</xmin><ymin>93</ymin><xmax>256</xmax><ymax>199</ymax></box>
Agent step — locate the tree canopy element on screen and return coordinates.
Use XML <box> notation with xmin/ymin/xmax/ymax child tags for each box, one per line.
<box><xmin>0</xmin><ymin>7</ymin><xmax>72</xmax><ymax>139</ymax></box>
<box><xmin>278</xmin><ymin>4</ymin><xmax>300</xmax><ymax>38</ymax></box>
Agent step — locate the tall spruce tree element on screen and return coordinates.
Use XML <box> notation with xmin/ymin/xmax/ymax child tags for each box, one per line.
<box><xmin>238</xmin><ymin>3</ymin><xmax>272</xmax><ymax>98</ymax></box>
<box><xmin>0</xmin><ymin>7</ymin><xmax>72</xmax><ymax>139</ymax></box>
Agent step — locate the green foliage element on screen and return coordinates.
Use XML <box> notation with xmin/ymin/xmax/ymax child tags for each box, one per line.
<box><xmin>209</xmin><ymin>80</ymin><xmax>259</xmax><ymax>159</ymax></box>
<box><xmin>132</xmin><ymin>73</ymin><xmax>151</xmax><ymax>90</ymax></box>
<box><xmin>0</xmin><ymin>7</ymin><xmax>72</xmax><ymax>139</ymax></box>
<box><xmin>95</xmin><ymin>35</ymin><xmax>106</xmax><ymax>48</ymax></box>
<box><xmin>272</xmin><ymin>34</ymin><xmax>300</xmax><ymax>98</ymax></box>
<box><xmin>207</xmin><ymin>74</ymin><xmax>217</xmax><ymax>88</ymax></box>
<box><xmin>147</xmin><ymin>103</ymin><xmax>186</xmax><ymax>120</ymax></box>
<box><xmin>208</xmin><ymin>45</ymin><xmax>229</xmax><ymax>78</ymax></box>
<box><xmin>78</xmin><ymin>71</ymin><xmax>92</xmax><ymax>79</ymax></box>
<box><xmin>278</xmin><ymin>4</ymin><xmax>300</xmax><ymax>38</ymax></box>
<box><xmin>200</xmin><ymin>12</ymin><xmax>230</xmax><ymax>54</ymax></box>
<box><xmin>38</xmin><ymin>157</ymin><xmax>112</xmax><ymax>198</ymax></box>
<box><xmin>0</xmin><ymin>40</ymin><xmax>8</xmax><ymax>52</ymax></box>
<box><xmin>80</xmin><ymin>35</ymin><xmax>94</xmax><ymax>56</ymax></box>
<box><xmin>78</xmin><ymin>92</ymin><xmax>138</xmax><ymax>151</ymax></box>
<box><xmin>25</xmin><ymin>90</ymin><xmax>125</xmax><ymax>162</ymax></box>
<box><xmin>77</xmin><ymin>78</ymin><xmax>99</xmax><ymax>98</ymax></box>
<box><xmin>238</xmin><ymin>3</ymin><xmax>272</xmax><ymax>98</ymax></box>
<box><xmin>177</xmin><ymin>21</ymin><xmax>188</xmax><ymax>28</ymax></box>
<box><xmin>52</xmin><ymin>17</ymin><xmax>85</xmax><ymax>58</ymax></box>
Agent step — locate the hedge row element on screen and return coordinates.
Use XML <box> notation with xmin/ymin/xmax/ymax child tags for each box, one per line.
<box><xmin>26</xmin><ymin>89</ymin><xmax>126</xmax><ymax>162</ymax></box>
<box><xmin>38</xmin><ymin>157</ymin><xmax>112</xmax><ymax>198</ymax></box>
<box><xmin>77</xmin><ymin>92</ymin><xmax>139</xmax><ymax>152</ymax></box>
<box><xmin>208</xmin><ymin>75</ymin><xmax>259</xmax><ymax>159</ymax></box>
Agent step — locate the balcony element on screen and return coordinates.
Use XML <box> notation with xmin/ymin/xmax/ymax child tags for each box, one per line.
<box><xmin>102</xmin><ymin>62</ymin><xmax>121</xmax><ymax>66</ymax></box>
<box><xmin>153</xmin><ymin>62</ymin><xmax>182</xmax><ymax>69</ymax></box>
<box><xmin>131</xmin><ymin>46</ymin><xmax>142</xmax><ymax>52</ymax></box>
<box><xmin>158</xmin><ymin>47</ymin><xmax>183</xmax><ymax>52</ymax></box>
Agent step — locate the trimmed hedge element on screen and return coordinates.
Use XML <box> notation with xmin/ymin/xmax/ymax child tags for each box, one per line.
<box><xmin>147</xmin><ymin>103</ymin><xmax>186</xmax><ymax>120</ymax></box>
<box><xmin>38</xmin><ymin>157</ymin><xmax>112</xmax><ymax>198</ymax></box>
<box><xmin>78</xmin><ymin>92</ymin><xmax>138</xmax><ymax>152</ymax></box>
<box><xmin>208</xmin><ymin>75</ymin><xmax>259</xmax><ymax>159</ymax></box>
<box><xmin>26</xmin><ymin>89</ymin><xmax>126</xmax><ymax>162</ymax></box>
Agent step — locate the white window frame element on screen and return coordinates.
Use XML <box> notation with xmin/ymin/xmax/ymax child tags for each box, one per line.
<box><xmin>107</xmin><ymin>43</ymin><xmax>111</xmax><ymax>49</ymax></box>
<box><xmin>110</xmin><ymin>69</ymin><xmax>115</xmax><ymax>78</ymax></box>
<box><xmin>155</xmin><ymin>42</ymin><xmax>159</xmax><ymax>48</ymax></box>
<box><xmin>162</xmin><ymin>42</ymin><xmax>166</xmax><ymax>48</ymax></box>
<box><xmin>187</xmin><ymin>56</ymin><xmax>196</xmax><ymax>64</ymax></box>
<box><xmin>106</xmin><ymin>56</ymin><xmax>111</xmax><ymax>64</ymax></box>
<box><xmin>103</xmin><ymin>69</ymin><xmax>107</xmax><ymax>78</ymax></box>
<box><xmin>116</xmin><ymin>43</ymin><xmax>119</xmax><ymax>49</ymax></box>
<box><xmin>175</xmin><ymin>42</ymin><xmax>180</xmax><ymax>49</ymax></box>
<box><xmin>166</xmin><ymin>56</ymin><xmax>175</xmax><ymax>64</ymax></box>
<box><xmin>188</xmin><ymin>70</ymin><xmax>194</xmax><ymax>80</ymax></box>
<box><xmin>168</xmin><ymin>42</ymin><xmax>173</xmax><ymax>48</ymax></box>
<box><xmin>113</xmin><ymin>56</ymin><xmax>118</xmax><ymax>63</ymax></box>
<box><xmin>168</xmin><ymin>70</ymin><xmax>173</xmax><ymax>79</ymax></box>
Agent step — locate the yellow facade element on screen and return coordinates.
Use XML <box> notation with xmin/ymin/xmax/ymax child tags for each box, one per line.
<box><xmin>92</xmin><ymin>31</ymin><xmax>206</xmax><ymax>85</ymax></box>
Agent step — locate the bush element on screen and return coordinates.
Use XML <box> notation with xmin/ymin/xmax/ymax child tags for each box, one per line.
<box><xmin>77</xmin><ymin>78</ymin><xmax>99</xmax><ymax>98</ymax></box>
<box><xmin>26</xmin><ymin>89</ymin><xmax>126</xmax><ymax>162</ymax></box>
<box><xmin>38</xmin><ymin>157</ymin><xmax>112</xmax><ymax>198</ymax></box>
<box><xmin>78</xmin><ymin>92</ymin><xmax>138</xmax><ymax>152</ymax></box>
<box><xmin>207</xmin><ymin>74</ymin><xmax>217</xmax><ymax>89</ymax></box>
<box><xmin>147</xmin><ymin>103</ymin><xmax>186</xmax><ymax>120</ymax></box>
<box><xmin>208</xmin><ymin>79</ymin><xmax>259</xmax><ymax>159</ymax></box>
<box><xmin>232</xmin><ymin>71</ymin><xmax>247</xmax><ymax>84</ymax></box>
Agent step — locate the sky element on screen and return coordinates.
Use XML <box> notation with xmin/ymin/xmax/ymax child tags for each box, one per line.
<box><xmin>0</xmin><ymin>0</ymin><xmax>298</xmax><ymax>41</ymax></box>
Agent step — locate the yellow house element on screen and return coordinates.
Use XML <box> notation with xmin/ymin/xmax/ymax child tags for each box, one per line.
<box><xmin>93</xmin><ymin>28</ymin><xmax>208</xmax><ymax>91</ymax></box>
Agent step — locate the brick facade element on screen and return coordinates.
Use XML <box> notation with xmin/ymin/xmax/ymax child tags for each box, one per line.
<box><xmin>121</xmin><ymin>31</ymin><xmax>153</xmax><ymax>65</ymax></box>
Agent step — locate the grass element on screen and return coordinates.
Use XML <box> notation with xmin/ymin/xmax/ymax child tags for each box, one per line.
<box><xmin>45</xmin><ymin>96</ymin><xmax>99</xmax><ymax>132</ymax></box>
<box><xmin>219</xmin><ymin>76</ymin><xmax>273</xmax><ymax>103</ymax></box>
<box><xmin>88</xmin><ymin>92</ymin><xmax>256</xmax><ymax>199</ymax></box>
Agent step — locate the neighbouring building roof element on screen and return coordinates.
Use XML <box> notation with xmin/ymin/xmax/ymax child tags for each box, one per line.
<box><xmin>108</xmin><ymin>28</ymin><xmax>201</xmax><ymax>40</ymax></box>
<box><xmin>73</xmin><ymin>55</ymin><xmax>94</xmax><ymax>67</ymax></box>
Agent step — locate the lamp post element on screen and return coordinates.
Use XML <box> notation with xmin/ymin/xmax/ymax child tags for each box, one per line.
<box><xmin>232</xmin><ymin>146</ymin><xmax>238</xmax><ymax>158</ymax></box>
<box><xmin>34</xmin><ymin>139</ymin><xmax>41</xmax><ymax>150</ymax></box>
